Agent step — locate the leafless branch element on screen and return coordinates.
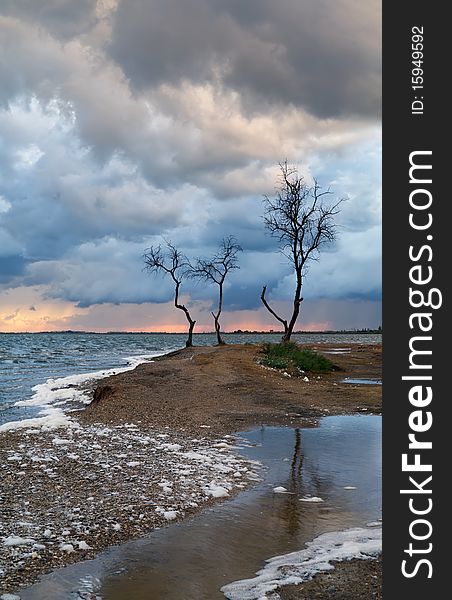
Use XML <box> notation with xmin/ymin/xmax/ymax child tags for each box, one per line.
<box><xmin>143</xmin><ymin>241</ymin><xmax>196</xmax><ymax>347</ymax></box>
<box><xmin>261</xmin><ymin>163</ymin><xmax>343</xmax><ymax>341</ymax></box>
<box><xmin>189</xmin><ymin>236</ymin><xmax>242</xmax><ymax>344</ymax></box>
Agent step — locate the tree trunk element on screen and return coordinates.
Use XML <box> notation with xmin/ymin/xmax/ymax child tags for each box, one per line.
<box><xmin>212</xmin><ymin>281</ymin><xmax>225</xmax><ymax>345</ymax></box>
<box><xmin>282</xmin><ymin>272</ymin><xmax>303</xmax><ymax>342</ymax></box>
<box><xmin>174</xmin><ymin>280</ymin><xmax>196</xmax><ymax>347</ymax></box>
<box><xmin>282</xmin><ymin>305</ymin><xmax>300</xmax><ymax>341</ymax></box>
<box><xmin>185</xmin><ymin>317</ymin><xmax>196</xmax><ymax>347</ymax></box>
<box><xmin>212</xmin><ymin>314</ymin><xmax>224</xmax><ymax>345</ymax></box>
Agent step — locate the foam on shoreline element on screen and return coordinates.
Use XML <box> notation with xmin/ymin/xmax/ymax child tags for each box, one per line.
<box><xmin>0</xmin><ymin>352</ymin><xmax>173</xmax><ymax>433</ymax></box>
<box><xmin>221</xmin><ymin>525</ymin><xmax>382</xmax><ymax>600</ymax></box>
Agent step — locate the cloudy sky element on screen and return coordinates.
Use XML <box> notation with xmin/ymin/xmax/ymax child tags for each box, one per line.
<box><xmin>0</xmin><ymin>0</ymin><xmax>381</xmax><ymax>333</ymax></box>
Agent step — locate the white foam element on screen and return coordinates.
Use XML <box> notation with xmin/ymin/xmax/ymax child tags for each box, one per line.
<box><xmin>77</xmin><ymin>540</ymin><xmax>91</xmax><ymax>550</ymax></box>
<box><xmin>15</xmin><ymin>353</ymin><xmax>164</xmax><ymax>409</ymax></box>
<box><xmin>0</xmin><ymin>407</ymin><xmax>76</xmax><ymax>433</ymax></box>
<box><xmin>205</xmin><ymin>483</ymin><xmax>230</xmax><ymax>498</ymax></box>
<box><xmin>160</xmin><ymin>443</ymin><xmax>182</xmax><ymax>452</ymax></box>
<box><xmin>3</xmin><ymin>535</ymin><xmax>36</xmax><ymax>547</ymax></box>
<box><xmin>299</xmin><ymin>496</ymin><xmax>324</xmax><ymax>503</ymax></box>
<box><xmin>221</xmin><ymin>525</ymin><xmax>381</xmax><ymax>600</ymax></box>
<box><xmin>0</xmin><ymin>352</ymin><xmax>170</xmax><ymax>434</ymax></box>
<box><xmin>163</xmin><ymin>510</ymin><xmax>178</xmax><ymax>520</ymax></box>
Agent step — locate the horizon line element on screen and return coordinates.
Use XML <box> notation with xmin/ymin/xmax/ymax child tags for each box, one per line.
<box><xmin>0</xmin><ymin>328</ymin><xmax>382</xmax><ymax>335</ymax></box>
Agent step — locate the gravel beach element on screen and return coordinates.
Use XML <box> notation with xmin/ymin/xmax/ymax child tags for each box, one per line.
<box><xmin>0</xmin><ymin>423</ymin><xmax>258</xmax><ymax>593</ymax></box>
<box><xmin>278</xmin><ymin>556</ymin><xmax>382</xmax><ymax>599</ymax></box>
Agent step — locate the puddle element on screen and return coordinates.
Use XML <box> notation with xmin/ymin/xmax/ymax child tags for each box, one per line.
<box><xmin>342</xmin><ymin>378</ymin><xmax>382</xmax><ymax>385</ymax></box>
<box><xmin>19</xmin><ymin>416</ymin><xmax>381</xmax><ymax>600</ymax></box>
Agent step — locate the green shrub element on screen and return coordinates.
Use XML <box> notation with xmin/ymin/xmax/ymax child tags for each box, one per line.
<box><xmin>262</xmin><ymin>341</ymin><xmax>299</xmax><ymax>357</ymax></box>
<box><xmin>292</xmin><ymin>349</ymin><xmax>335</xmax><ymax>373</ymax></box>
<box><xmin>261</xmin><ymin>356</ymin><xmax>290</xmax><ymax>369</ymax></box>
<box><xmin>261</xmin><ymin>342</ymin><xmax>336</xmax><ymax>374</ymax></box>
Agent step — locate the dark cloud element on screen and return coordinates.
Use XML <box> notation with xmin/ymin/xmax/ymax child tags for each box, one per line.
<box><xmin>0</xmin><ymin>256</ymin><xmax>29</xmax><ymax>283</ymax></box>
<box><xmin>0</xmin><ymin>100</ymin><xmax>205</xmax><ymax>260</ymax></box>
<box><xmin>0</xmin><ymin>0</ymin><xmax>98</xmax><ymax>39</ymax></box>
<box><xmin>0</xmin><ymin>114</ymin><xmax>381</xmax><ymax>308</ymax></box>
<box><xmin>23</xmin><ymin>239</ymin><xmax>176</xmax><ymax>307</ymax></box>
<box><xmin>298</xmin><ymin>298</ymin><xmax>381</xmax><ymax>330</ymax></box>
<box><xmin>110</xmin><ymin>0</ymin><xmax>381</xmax><ymax>118</ymax></box>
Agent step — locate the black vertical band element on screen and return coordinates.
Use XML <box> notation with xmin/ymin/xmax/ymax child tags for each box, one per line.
<box><xmin>383</xmin><ymin>2</ymin><xmax>448</xmax><ymax>596</ymax></box>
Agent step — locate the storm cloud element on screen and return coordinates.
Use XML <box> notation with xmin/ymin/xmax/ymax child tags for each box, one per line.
<box><xmin>110</xmin><ymin>0</ymin><xmax>381</xmax><ymax>119</ymax></box>
<box><xmin>0</xmin><ymin>0</ymin><xmax>381</xmax><ymax>331</ymax></box>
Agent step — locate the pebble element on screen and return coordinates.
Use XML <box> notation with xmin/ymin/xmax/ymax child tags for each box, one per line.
<box><xmin>0</xmin><ymin>422</ymin><xmax>258</xmax><ymax>592</ymax></box>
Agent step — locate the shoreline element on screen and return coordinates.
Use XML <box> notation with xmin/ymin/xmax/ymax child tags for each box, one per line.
<box><xmin>0</xmin><ymin>342</ymin><xmax>382</xmax><ymax>597</ymax></box>
<box><xmin>277</xmin><ymin>556</ymin><xmax>382</xmax><ymax>599</ymax></box>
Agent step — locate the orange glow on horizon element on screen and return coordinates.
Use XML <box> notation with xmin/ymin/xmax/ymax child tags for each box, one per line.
<box><xmin>1</xmin><ymin>288</ymin><xmax>334</xmax><ymax>334</ymax></box>
<box><xmin>126</xmin><ymin>317</ymin><xmax>333</xmax><ymax>334</ymax></box>
<box><xmin>2</xmin><ymin>317</ymin><xmax>333</xmax><ymax>334</ymax></box>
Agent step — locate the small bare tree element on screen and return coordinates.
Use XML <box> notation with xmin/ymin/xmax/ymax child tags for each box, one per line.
<box><xmin>262</xmin><ymin>162</ymin><xmax>342</xmax><ymax>342</ymax></box>
<box><xmin>190</xmin><ymin>236</ymin><xmax>242</xmax><ymax>345</ymax></box>
<box><xmin>143</xmin><ymin>241</ymin><xmax>196</xmax><ymax>347</ymax></box>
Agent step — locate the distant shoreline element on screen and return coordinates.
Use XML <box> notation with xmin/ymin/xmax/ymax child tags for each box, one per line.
<box><xmin>0</xmin><ymin>329</ymin><xmax>382</xmax><ymax>335</ymax></box>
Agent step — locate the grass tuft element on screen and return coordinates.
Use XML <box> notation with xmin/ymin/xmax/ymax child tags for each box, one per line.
<box><xmin>261</xmin><ymin>342</ymin><xmax>337</xmax><ymax>374</ymax></box>
<box><xmin>261</xmin><ymin>356</ymin><xmax>290</xmax><ymax>370</ymax></box>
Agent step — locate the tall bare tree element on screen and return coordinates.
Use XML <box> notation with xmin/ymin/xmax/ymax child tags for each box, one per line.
<box><xmin>261</xmin><ymin>162</ymin><xmax>342</xmax><ymax>342</ymax></box>
<box><xmin>143</xmin><ymin>241</ymin><xmax>196</xmax><ymax>347</ymax></box>
<box><xmin>190</xmin><ymin>236</ymin><xmax>242</xmax><ymax>345</ymax></box>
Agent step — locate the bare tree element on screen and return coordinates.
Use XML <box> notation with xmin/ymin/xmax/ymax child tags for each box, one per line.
<box><xmin>143</xmin><ymin>241</ymin><xmax>196</xmax><ymax>347</ymax></box>
<box><xmin>190</xmin><ymin>236</ymin><xmax>242</xmax><ymax>345</ymax></box>
<box><xmin>262</xmin><ymin>162</ymin><xmax>342</xmax><ymax>342</ymax></box>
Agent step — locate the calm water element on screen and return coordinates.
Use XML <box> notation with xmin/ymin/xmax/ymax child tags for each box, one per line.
<box><xmin>19</xmin><ymin>416</ymin><xmax>381</xmax><ymax>600</ymax></box>
<box><xmin>0</xmin><ymin>332</ymin><xmax>381</xmax><ymax>426</ymax></box>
